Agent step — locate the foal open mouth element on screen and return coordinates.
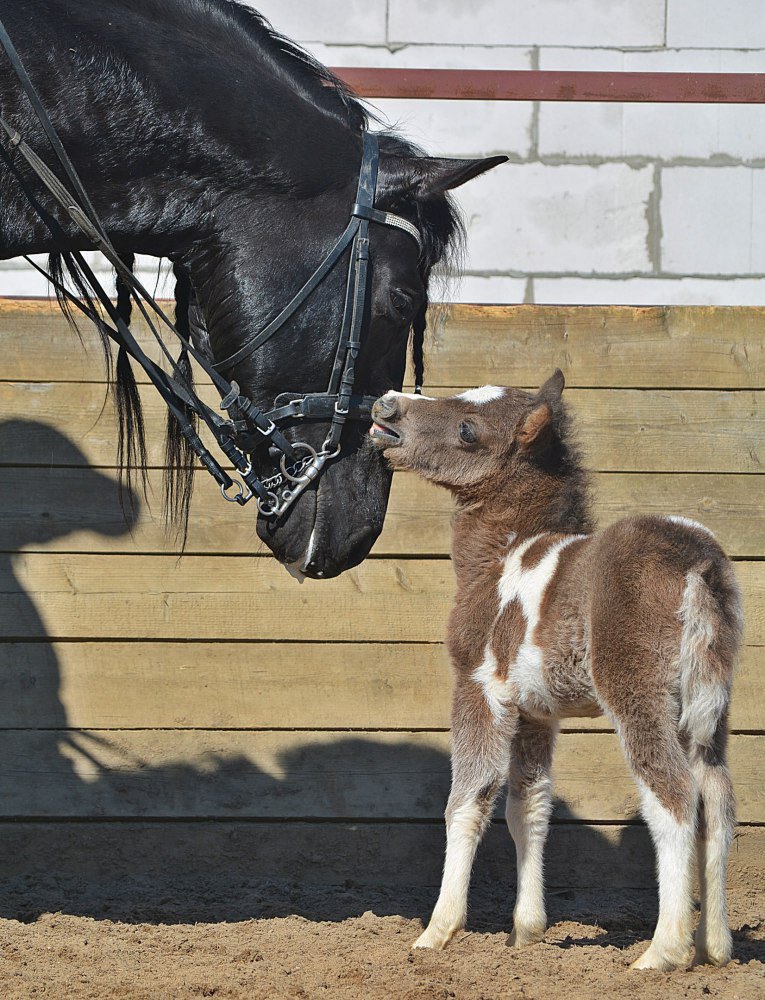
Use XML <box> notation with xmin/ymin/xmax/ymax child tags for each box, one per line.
<box><xmin>369</xmin><ymin>422</ymin><xmax>401</xmax><ymax>447</ymax></box>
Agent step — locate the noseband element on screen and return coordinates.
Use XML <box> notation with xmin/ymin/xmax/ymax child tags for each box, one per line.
<box><xmin>0</xmin><ymin>18</ymin><xmax>422</xmax><ymax>519</ymax></box>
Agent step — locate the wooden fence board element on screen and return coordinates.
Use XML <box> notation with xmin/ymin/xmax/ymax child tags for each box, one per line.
<box><xmin>424</xmin><ymin>305</ymin><xmax>765</xmax><ymax>389</ymax></box>
<box><xmin>0</xmin><ymin>730</ymin><xmax>759</xmax><ymax>822</ymax></box>
<box><xmin>0</xmin><ymin>467</ymin><xmax>763</xmax><ymax>558</ymax></box>
<box><xmin>0</xmin><ymin>820</ymin><xmax>761</xmax><ymax>891</ymax></box>
<box><xmin>3</xmin><ymin>554</ymin><xmax>764</xmax><ymax>643</ymax></box>
<box><xmin>2</xmin><ymin>301</ymin><xmax>764</xmax><ymax>388</ymax></box>
<box><xmin>2</xmin><ymin>381</ymin><xmax>763</xmax><ymax>473</ymax></box>
<box><xmin>0</xmin><ymin>642</ymin><xmax>760</xmax><ymax>733</ymax></box>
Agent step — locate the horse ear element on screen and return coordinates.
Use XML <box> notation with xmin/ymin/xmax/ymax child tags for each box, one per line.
<box><xmin>380</xmin><ymin>154</ymin><xmax>507</xmax><ymax>201</ymax></box>
<box><xmin>517</xmin><ymin>402</ymin><xmax>554</xmax><ymax>454</ymax></box>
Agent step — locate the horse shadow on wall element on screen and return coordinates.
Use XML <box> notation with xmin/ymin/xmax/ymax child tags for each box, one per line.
<box><xmin>0</xmin><ymin>420</ymin><xmax>760</xmax><ymax>964</ymax></box>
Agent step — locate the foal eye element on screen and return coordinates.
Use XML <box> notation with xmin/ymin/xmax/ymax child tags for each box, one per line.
<box><xmin>458</xmin><ymin>421</ymin><xmax>477</xmax><ymax>444</ymax></box>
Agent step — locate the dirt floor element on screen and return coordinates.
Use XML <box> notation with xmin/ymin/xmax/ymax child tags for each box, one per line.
<box><xmin>0</xmin><ymin>880</ymin><xmax>762</xmax><ymax>999</ymax></box>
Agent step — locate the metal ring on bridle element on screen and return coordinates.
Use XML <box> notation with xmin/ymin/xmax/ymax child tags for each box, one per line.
<box><xmin>280</xmin><ymin>442</ymin><xmax>318</xmax><ymax>482</ymax></box>
<box><xmin>221</xmin><ymin>480</ymin><xmax>245</xmax><ymax>503</ymax></box>
<box><xmin>256</xmin><ymin>490</ymin><xmax>280</xmax><ymax>515</ymax></box>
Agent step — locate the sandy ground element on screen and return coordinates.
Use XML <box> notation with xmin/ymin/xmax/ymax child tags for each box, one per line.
<box><xmin>0</xmin><ymin>881</ymin><xmax>762</xmax><ymax>999</ymax></box>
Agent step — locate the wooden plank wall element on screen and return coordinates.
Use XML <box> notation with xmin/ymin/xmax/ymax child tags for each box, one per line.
<box><xmin>0</xmin><ymin>299</ymin><xmax>763</xmax><ymax>891</ymax></box>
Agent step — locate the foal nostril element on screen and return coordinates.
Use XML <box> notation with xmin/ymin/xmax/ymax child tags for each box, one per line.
<box><xmin>373</xmin><ymin>394</ymin><xmax>398</xmax><ymax>421</ymax></box>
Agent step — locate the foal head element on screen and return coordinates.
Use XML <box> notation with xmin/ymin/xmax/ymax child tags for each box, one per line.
<box><xmin>369</xmin><ymin>371</ymin><xmax>591</xmax><ymax>532</ymax></box>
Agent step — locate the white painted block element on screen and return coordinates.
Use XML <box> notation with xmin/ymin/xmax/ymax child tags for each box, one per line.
<box><xmin>539</xmin><ymin>102</ymin><xmax>765</xmax><ymax>162</ymax></box>
<box><xmin>622</xmin><ymin>49</ymin><xmax>765</xmax><ymax>73</ymax></box>
<box><xmin>753</xmin><ymin>170</ymin><xmax>765</xmax><ymax>273</ymax></box>
<box><xmin>538</xmin><ymin>47</ymin><xmax>765</xmax><ymax>161</ymax></box>
<box><xmin>667</xmin><ymin>0</ymin><xmax>765</xmax><ymax>48</ymax></box>
<box><xmin>0</xmin><ymin>257</ymin><xmax>172</xmax><ymax>298</ymax></box>
<box><xmin>440</xmin><ymin>274</ymin><xmax>527</xmax><ymax>303</ymax></box>
<box><xmin>248</xmin><ymin>0</ymin><xmax>387</xmax><ymax>44</ymax></box>
<box><xmin>306</xmin><ymin>44</ymin><xmax>533</xmax><ymax>71</ymax></box>
<box><xmin>540</xmin><ymin>46</ymin><xmax>765</xmax><ymax>74</ymax></box>
<box><xmin>456</xmin><ymin>163</ymin><xmax>654</xmax><ymax>274</ymax></box>
<box><xmin>371</xmin><ymin>98</ymin><xmax>531</xmax><ymax>157</ymax></box>
<box><xmin>534</xmin><ymin>276</ymin><xmax>765</xmax><ymax>306</ymax></box>
<box><xmin>661</xmin><ymin>167</ymin><xmax>765</xmax><ymax>274</ymax></box>
<box><xmin>0</xmin><ymin>268</ymin><xmax>55</xmax><ymax>297</ymax></box>
<box><xmin>538</xmin><ymin>102</ymin><xmax>626</xmax><ymax>160</ymax></box>
<box><xmin>388</xmin><ymin>0</ymin><xmax>665</xmax><ymax>47</ymax></box>
<box><xmin>538</xmin><ymin>49</ymin><xmax>626</xmax><ymax>72</ymax></box>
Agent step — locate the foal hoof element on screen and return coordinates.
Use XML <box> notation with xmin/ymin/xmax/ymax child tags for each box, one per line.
<box><xmin>506</xmin><ymin>925</ymin><xmax>545</xmax><ymax>949</ymax></box>
<box><xmin>631</xmin><ymin>945</ymin><xmax>689</xmax><ymax>972</ymax></box>
<box><xmin>693</xmin><ymin>942</ymin><xmax>733</xmax><ymax>967</ymax></box>
<box><xmin>412</xmin><ymin>925</ymin><xmax>455</xmax><ymax>951</ymax></box>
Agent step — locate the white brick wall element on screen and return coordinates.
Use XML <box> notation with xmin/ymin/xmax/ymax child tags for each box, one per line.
<box><xmin>458</xmin><ymin>163</ymin><xmax>654</xmax><ymax>274</ymax></box>
<box><xmin>2</xmin><ymin>1</ymin><xmax>763</xmax><ymax>306</ymax></box>
<box><xmin>386</xmin><ymin>0</ymin><xmax>667</xmax><ymax>48</ymax></box>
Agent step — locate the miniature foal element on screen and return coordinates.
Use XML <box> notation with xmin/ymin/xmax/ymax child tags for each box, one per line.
<box><xmin>369</xmin><ymin>371</ymin><xmax>741</xmax><ymax>971</ymax></box>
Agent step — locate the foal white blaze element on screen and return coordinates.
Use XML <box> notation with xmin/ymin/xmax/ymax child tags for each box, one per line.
<box><xmin>457</xmin><ymin>385</ymin><xmax>506</xmax><ymax>404</ymax></box>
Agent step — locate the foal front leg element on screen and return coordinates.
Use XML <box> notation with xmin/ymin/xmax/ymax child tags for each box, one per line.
<box><xmin>413</xmin><ymin>684</ymin><xmax>514</xmax><ymax>950</ymax></box>
<box><xmin>505</xmin><ymin>717</ymin><xmax>556</xmax><ymax>947</ymax></box>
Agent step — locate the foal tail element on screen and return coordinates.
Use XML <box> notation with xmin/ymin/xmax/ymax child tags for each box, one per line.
<box><xmin>676</xmin><ymin>554</ymin><xmax>741</xmax><ymax>966</ymax></box>
<box><xmin>676</xmin><ymin>557</ymin><xmax>742</xmax><ymax>750</ymax></box>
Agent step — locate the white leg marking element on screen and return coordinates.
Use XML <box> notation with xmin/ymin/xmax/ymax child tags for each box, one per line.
<box><xmin>632</xmin><ymin>782</ymin><xmax>695</xmax><ymax>971</ymax></box>
<box><xmin>413</xmin><ymin>800</ymin><xmax>484</xmax><ymax>950</ymax></box>
<box><xmin>693</xmin><ymin>759</ymin><xmax>734</xmax><ymax>966</ymax></box>
<box><xmin>506</xmin><ymin>769</ymin><xmax>553</xmax><ymax>947</ymax></box>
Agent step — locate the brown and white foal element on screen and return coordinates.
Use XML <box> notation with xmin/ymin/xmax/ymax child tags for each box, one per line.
<box><xmin>369</xmin><ymin>371</ymin><xmax>741</xmax><ymax>971</ymax></box>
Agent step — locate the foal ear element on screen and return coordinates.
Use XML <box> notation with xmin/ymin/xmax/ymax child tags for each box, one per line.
<box><xmin>380</xmin><ymin>154</ymin><xmax>508</xmax><ymax>201</ymax></box>
<box><xmin>538</xmin><ymin>368</ymin><xmax>565</xmax><ymax>401</ymax></box>
<box><xmin>517</xmin><ymin>402</ymin><xmax>554</xmax><ymax>454</ymax></box>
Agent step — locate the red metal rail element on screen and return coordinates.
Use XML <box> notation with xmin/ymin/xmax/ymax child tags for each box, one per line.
<box><xmin>331</xmin><ymin>68</ymin><xmax>765</xmax><ymax>104</ymax></box>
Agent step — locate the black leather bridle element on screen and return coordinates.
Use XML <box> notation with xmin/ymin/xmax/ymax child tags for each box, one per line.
<box><xmin>0</xmin><ymin>18</ymin><xmax>422</xmax><ymax>518</ymax></box>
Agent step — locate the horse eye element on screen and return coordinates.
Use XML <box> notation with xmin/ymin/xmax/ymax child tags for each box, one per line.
<box><xmin>459</xmin><ymin>421</ymin><xmax>477</xmax><ymax>444</ymax></box>
<box><xmin>389</xmin><ymin>288</ymin><xmax>415</xmax><ymax>319</ymax></box>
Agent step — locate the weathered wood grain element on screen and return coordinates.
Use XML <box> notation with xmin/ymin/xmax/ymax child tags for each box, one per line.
<box><xmin>3</xmin><ymin>554</ymin><xmax>763</xmax><ymax>643</ymax></box>
<box><xmin>2</xmin><ymin>301</ymin><xmax>763</xmax><ymax>387</ymax></box>
<box><xmin>0</xmin><ymin>642</ymin><xmax>760</xmax><ymax>733</ymax></box>
<box><xmin>0</xmin><ymin>820</ymin><xmax>761</xmax><ymax>890</ymax></box>
<box><xmin>3</xmin><ymin>381</ymin><xmax>763</xmax><ymax>473</ymax></box>
<box><xmin>0</xmin><ymin>730</ymin><xmax>759</xmax><ymax>822</ymax></box>
<box><xmin>0</xmin><ymin>467</ymin><xmax>763</xmax><ymax>558</ymax></box>
<box><xmin>423</xmin><ymin>305</ymin><xmax>765</xmax><ymax>389</ymax></box>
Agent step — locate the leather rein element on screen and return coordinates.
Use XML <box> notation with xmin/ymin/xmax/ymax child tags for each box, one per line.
<box><xmin>0</xmin><ymin>17</ymin><xmax>422</xmax><ymax>518</ymax></box>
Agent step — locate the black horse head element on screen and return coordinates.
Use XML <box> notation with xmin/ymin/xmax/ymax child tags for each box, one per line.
<box><xmin>0</xmin><ymin>0</ymin><xmax>506</xmax><ymax>578</ymax></box>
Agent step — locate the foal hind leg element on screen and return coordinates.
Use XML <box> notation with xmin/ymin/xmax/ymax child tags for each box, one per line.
<box><xmin>692</xmin><ymin>720</ymin><xmax>735</xmax><ymax>966</ymax></box>
<box><xmin>413</xmin><ymin>683</ymin><xmax>514</xmax><ymax>950</ymax></box>
<box><xmin>612</xmin><ymin>712</ymin><xmax>697</xmax><ymax>971</ymax></box>
<box><xmin>505</xmin><ymin>717</ymin><xmax>556</xmax><ymax>948</ymax></box>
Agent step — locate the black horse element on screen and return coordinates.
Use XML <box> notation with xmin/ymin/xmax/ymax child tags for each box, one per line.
<box><xmin>0</xmin><ymin>0</ymin><xmax>504</xmax><ymax>578</ymax></box>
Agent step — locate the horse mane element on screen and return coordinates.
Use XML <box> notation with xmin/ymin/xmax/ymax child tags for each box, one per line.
<box><xmin>41</xmin><ymin>0</ymin><xmax>463</xmax><ymax>543</ymax></box>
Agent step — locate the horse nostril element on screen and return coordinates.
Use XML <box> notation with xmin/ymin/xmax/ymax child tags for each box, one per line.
<box><xmin>373</xmin><ymin>395</ymin><xmax>398</xmax><ymax>421</ymax></box>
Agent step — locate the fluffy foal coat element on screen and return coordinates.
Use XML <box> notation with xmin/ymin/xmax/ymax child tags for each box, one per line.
<box><xmin>369</xmin><ymin>372</ymin><xmax>741</xmax><ymax>971</ymax></box>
